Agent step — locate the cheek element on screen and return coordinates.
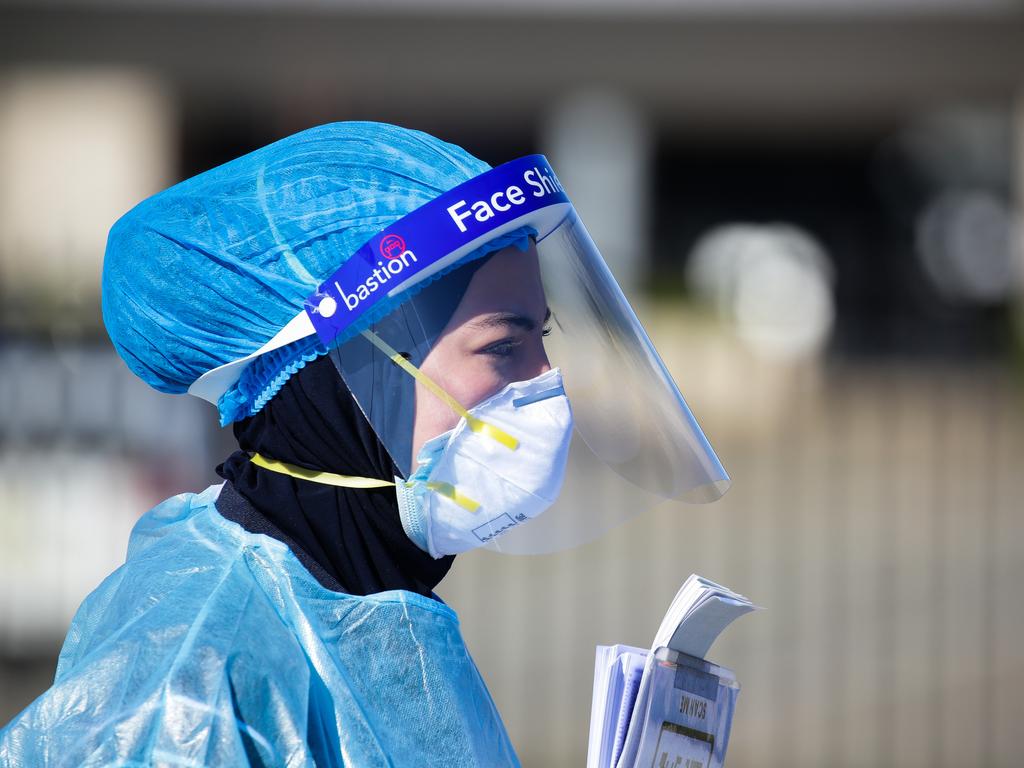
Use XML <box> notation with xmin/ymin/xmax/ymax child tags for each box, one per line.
<box><xmin>411</xmin><ymin>342</ymin><xmax>533</xmax><ymax>462</ymax></box>
<box><xmin>422</xmin><ymin>343</ymin><xmax>502</xmax><ymax>410</ymax></box>
<box><xmin>415</xmin><ymin>384</ymin><xmax>460</xmax><ymax>440</ymax></box>
<box><xmin>443</xmin><ymin>360</ymin><xmax>506</xmax><ymax>411</ymax></box>
<box><xmin>410</xmin><ymin>380</ymin><xmax>458</xmax><ymax>466</ymax></box>
<box><xmin>411</xmin><ymin>346</ymin><xmax>489</xmax><ymax>461</ymax></box>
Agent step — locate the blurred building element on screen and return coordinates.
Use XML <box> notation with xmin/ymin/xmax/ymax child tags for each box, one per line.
<box><xmin>2</xmin><ymin>1</ymin><xmax>1024</xmax><ymax>766</ymax></box>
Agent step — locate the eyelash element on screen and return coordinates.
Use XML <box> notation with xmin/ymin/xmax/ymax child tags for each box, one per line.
<box><xmin>482</xmin><ymin>326</ymin><xmax>553</xmax><ymax>357</ymax></box>
<box><xmin>483</xmin><ymin>339</ymin><xmax>520</xmax><ymax>357</ymax></box>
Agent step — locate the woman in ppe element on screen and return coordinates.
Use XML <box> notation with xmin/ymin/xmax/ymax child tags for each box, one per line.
<box><xmin>0</xmin><ymin>122</ymin><xmax>728</xmax><ymax>767</ymax></box>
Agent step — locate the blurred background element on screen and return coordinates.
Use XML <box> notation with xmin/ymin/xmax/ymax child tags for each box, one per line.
<box><xmin>2</xmin><ymin>0</ymin><xmax>1024</xmax><ymax>765</ymax></box>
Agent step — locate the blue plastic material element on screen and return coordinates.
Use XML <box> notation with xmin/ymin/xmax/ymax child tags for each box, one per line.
<box><xmin>0</xmin><ymin>485</ymin><xmax>520</xmax><ymax>767</ymax></box>
<box><xmin>101</xmin><ymin>122</ymin><xmax>490</xmax><ymax>424</ymax></box>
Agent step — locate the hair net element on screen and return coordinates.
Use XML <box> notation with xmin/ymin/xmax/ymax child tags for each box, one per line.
<box><xmin>101</xmin><ymin>122</ymin><xmax>491</xmax><ymax>424</ymax></box>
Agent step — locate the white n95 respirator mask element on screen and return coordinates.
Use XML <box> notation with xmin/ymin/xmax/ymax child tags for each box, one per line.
<box><xmin>396</xmin><ymin>368</ymin><xmax>573</xmax><ymax>558</ymax></box>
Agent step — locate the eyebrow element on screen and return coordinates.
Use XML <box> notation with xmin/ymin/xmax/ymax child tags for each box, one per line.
<box><xmin>470</xmin><ymin>308</ymin><xmax>551</xmax><ymax>332</ymax></box>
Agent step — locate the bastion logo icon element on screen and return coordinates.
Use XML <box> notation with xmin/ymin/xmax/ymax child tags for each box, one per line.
<box><xmin>315</xmin><ymin>234</ymin><xmax>419</xmax><ymax>320</ymax></box>
<box><xmin>380</xmin><ymin>234</ymin><xmax>406</xmax><ymax>260</ymax></box>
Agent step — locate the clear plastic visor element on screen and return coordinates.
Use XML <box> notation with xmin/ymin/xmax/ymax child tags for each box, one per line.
<box><xmin>329</xmin><ymin>208</ymin><xmax>729</xmax><ymax>554</ymax></box>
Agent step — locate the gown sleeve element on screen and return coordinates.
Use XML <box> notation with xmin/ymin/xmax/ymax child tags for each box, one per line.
<box><xmin>0</xmin><ymin>552</ymin><xmax>319</xmax><ymax>767</ymax></box>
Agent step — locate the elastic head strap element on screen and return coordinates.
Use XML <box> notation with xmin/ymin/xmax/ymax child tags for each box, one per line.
<box><xmin>250</xmin><ymin>453</ymin><xmax>395</xmax><ymax>489</ymax></box>
<box><xmin>425</xmin><ymin>482</ymin><xmax>481</xmax><ymax>513</ymax></box>
<box><xmin>250</xmin><ymin>453</ymin><xmax>481</xmax><ymax>513</ymax></box>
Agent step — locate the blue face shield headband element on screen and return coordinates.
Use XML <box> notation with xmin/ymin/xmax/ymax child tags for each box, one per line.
<box><xmin>190</xmin><ymin>155</ymin><xmax>730</xmax><ymax>555</ymax></box>
<box><xmin>189</xmin><ymin>155</ymin><xmax>570</xmax><ymax>402</ymax></box>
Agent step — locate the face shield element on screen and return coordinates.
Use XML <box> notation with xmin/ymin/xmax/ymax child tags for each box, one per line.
<box><xmin>190</xmin><ymin>156</ymin><xmax>729</xmax><ymax>555</ymax></box>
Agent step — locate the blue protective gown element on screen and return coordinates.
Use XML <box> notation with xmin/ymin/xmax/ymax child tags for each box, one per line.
<box><xmin>0</xmin><ymin>484</ymin><xmax>519</xmax><ymax>767</ymax></box>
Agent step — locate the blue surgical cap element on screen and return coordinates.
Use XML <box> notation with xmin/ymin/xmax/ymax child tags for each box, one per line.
<box><xmin>102</xmin><ymin>122</ymin><xmax>491</xmax><ymax>425</ymax></box>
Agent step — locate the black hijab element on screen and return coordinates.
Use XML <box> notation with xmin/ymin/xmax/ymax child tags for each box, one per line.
<box><xmin>216</xmin><ymin>353</ymin><xmax>454</xmax><ymax>597</ymax></box>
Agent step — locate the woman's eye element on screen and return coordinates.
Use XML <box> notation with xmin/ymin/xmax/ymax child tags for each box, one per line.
<box><xmin>542</xmin><ymin>325</ymin><xmax>552</xmax><ymax>338</ymax></box>
<box><xmin>481</xmin><ymin>339</ymin><xmax>520</xmax><ymax>357</ymax></box>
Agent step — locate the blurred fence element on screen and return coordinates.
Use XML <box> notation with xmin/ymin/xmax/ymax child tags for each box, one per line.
<box><xmin>0</xmin><ymin>342</ymin><xmax>219</xmax><ymax>653</ymax></box>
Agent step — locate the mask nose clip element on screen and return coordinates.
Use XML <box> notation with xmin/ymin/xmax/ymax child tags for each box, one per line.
<box><xmin>513</xmin><ymin>384</ymin><xmax>565</xmax><ymax>409</ymax></box>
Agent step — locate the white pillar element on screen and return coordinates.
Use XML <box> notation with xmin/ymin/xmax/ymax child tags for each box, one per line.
<box><xmin>0</xmin><ymin>68</ymin><xmax>176</xmax><ymax>321</ymax></box>
<box><xmin>541</xmin><ymin>90</ymin><xmax>651</xmax><ymax>301</ymax></box>
<box><xmin>1015</xmin><ymin>94</ymin><xmax>1024</xmax><ymax>310</ymax></box>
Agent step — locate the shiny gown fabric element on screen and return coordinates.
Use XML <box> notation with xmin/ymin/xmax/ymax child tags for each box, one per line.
<box><xmin>0</xmin><ymin>484</ymin><xmax>519</xmax><ymax>767</ymax></box>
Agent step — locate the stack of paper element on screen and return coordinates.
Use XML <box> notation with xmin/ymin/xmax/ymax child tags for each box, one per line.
<box><xmin>653</xmin><ymin>575</ymin><xmax>755</xmax><ymax>660</ymax></box>
<box><xmin>587</xmin><ymin>574</ymin><xmax>757</xmax><ymax>768</ymax></box>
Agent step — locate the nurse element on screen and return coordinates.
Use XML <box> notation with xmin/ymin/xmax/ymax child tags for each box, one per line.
<box><xmin>0</xmin><ymin>122</ymin><xmax>728</xmax><ymax>766</ymax></box>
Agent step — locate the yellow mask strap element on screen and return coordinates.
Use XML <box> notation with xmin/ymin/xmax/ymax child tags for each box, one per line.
<box><xmin>250</xmin><ymin>453</ymin><xmax>395</xmax><ymax>489</ymax></box>
<box><xmin>425</xmin><ymin>482</ymin><xmax>481</xmax><ymax>513</ymax></box>
<box><xmin>250</xmin><ymin>453</ymin><xmax>481</xmax><ymax>513</ymax></box>
<box><xmin>359</xmin><ymin>329</ymin><xmax>519</xmax><ymax>451</ymax></box>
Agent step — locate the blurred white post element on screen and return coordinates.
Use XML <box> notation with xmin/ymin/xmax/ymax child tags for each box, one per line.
<box><xmin>536</xmin><ymin>90</ymin><xmax>652</xmax><ymax>763</ymax></box>
<box><xmin>541</xmin><ymin>90</ymin><xmax>651</xmax><ymax>302</ymax></box>
<box><xmin>0</xmin><ymin>68</ymin><xmax>176</xmax><ymax>317</ymax></box>
<box><xmin>1015</xmin><ymin>94</ymin><xmax>1024</xmax><ymax>311</ymax></box>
